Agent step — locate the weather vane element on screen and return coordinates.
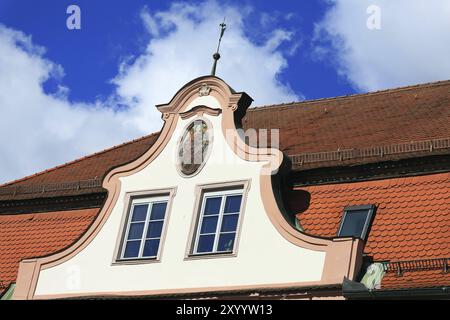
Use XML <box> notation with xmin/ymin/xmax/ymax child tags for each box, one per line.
<box><xmin>211</xmin><ymin>18</ymin><xmax>227</xmax><ymax>76</ymax></box>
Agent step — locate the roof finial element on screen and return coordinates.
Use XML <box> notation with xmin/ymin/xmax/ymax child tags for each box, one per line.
<box><xmin>211</xmin><ymin>18</ymin><xmax>227</xmax><ymax>76</ymax></box>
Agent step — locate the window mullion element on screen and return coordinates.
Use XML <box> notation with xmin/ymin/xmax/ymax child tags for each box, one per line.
<box><xmin>193</xmin><ymin>194</ymin><xmax>208</xmax><ymax>253</ymax></box>
<box><xmin>120</xmin><ymin>204</ymin><xmax>135</xmax><ymax>259</ymax></box>
<box><xmin>213</xmin><ymin>195</ymin><xmax>226</xmax><ymax>252</ymax></box>
<box><xmin>139</xmin><ymin>202</ymin><xmax>153</xmax><ymax>258</ymax></box>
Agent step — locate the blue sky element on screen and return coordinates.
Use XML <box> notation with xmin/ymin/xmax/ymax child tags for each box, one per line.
<box><xmin>0</xmin><ymin>0</ymin><xmax>351</xmax><ymax>103</ymax></box>
<box><xmin>1</xmin><ymin>0</ymin><xmax>450</xmax><ymax>183</ymax></box>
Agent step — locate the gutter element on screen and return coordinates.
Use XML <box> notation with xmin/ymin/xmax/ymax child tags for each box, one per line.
<box><xmin>58</xmin><ymin>285</ymin><xmax>343</xmax><ymax>300</ymax></box>
<box><xmin>342</xmin><ymin>277</ymin><xmax>450</xmax><ymax>299</ymax></box>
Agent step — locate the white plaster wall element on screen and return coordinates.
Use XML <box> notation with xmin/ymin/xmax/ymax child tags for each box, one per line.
<box><xmin>35</xmin><ymin>96</ymin><xmax>325</xmax><ymax>296</ymax></box>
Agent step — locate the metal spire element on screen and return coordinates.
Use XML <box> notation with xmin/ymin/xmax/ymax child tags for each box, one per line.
<box><xmin>211</xmin><ymin>18</ymin><xmax>227</xmax><ymax>76</ymax></box>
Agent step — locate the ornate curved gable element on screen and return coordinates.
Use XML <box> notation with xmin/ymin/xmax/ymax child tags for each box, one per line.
<box><xmin>14</xmin><ymin>76</ymin><xmax>363</xmax><ymax>299</ymax></box>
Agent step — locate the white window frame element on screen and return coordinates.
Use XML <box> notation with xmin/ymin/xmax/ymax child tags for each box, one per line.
<box><xmin>119</xmin><ymin>195</ymin><xmax>170</xmax><ymax>261</ymax></box>
<box><xmin>192</xmin><ymin>188</ymin><xmax>244</xmax><ymax>255</ymax></box>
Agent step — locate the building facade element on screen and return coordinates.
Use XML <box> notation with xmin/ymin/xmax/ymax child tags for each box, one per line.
<box><xmin>0</xmin><ymin>76</ymin><xmax>449</xmax><ymax>299</ymax></box>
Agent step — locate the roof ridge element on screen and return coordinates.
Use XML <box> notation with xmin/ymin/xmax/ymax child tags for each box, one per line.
<box><xmin>250</xmin><ymin>79</ymin><xmax>450</xmax><ymax>111</ymax></box>
<box><xmin>0</xmin><ymin>132</ymin><xmax>160</xmax><ymax>188</ymax></box>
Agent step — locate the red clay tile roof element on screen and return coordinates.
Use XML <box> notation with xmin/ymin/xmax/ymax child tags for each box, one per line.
<box><xmin>1</xmin><ymin>133</ymin><xmax>159</xmax><ymax>188</ymax></box>
<box><xmin>0</xmin><ymin>208</ymin><xmax>98</xmax><ymax>294</ymax></box>
<box><xmin>0</xmin><ymin>173</ymin><xmax>448</xmax><ymax>293</ymax></box>
<box><xmin>244</xmin><ymin>80</ymin><xmax>450</xmax><ymax>156</ymax></box>
<box><xmin>380</xmin><ymin>269</ymin><xmax>450</xmax><ymax>290</ymax></box>
<box><xmin>1</xmin><ymin>80</ymin><xmax>450</xmax><ymax>200</ymax></box>
<box><xmin>1</xmin><ymin>80</ymin><xmax>450</xmax><ymax>294</ymax></box>
<box><xmin>0</xmin><ymin>134</ymin><xmax>159</xmax><ymax>200</ymax></box>
<box><xmin>294</xmin><ymin>172</ymin><xmax>450</xmax><ymax>289</ymax></box>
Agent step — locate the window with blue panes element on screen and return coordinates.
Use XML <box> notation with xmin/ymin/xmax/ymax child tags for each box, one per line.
<box><xmin>121</xmin><ymin>196</ymin><xmax>169</xmax><ymax>260</ymax></box>
<box><xmin>193</xmin><ymin>190</ymin><xmax>243</xmax><ymax>254</ymax></box>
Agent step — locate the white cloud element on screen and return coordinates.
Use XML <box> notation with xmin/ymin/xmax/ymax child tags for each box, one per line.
<box><xmin>315</xmin><ymin>0</ymin><xmax>450</xmax><ymax>91</ymax></box>
<box><xmin>114</xmin><ymin>1</ymin><xmax>300</xmax><ymax>132</ymax></box>
<box><xmin>0</xmin><ymin>26</ymin><xmax>140</xmax><ymax>185</ymax></box>
<box><xmin>0</xmin><ymin>0</ymin><xmax>299</xmax><ymax>184</ymax></box>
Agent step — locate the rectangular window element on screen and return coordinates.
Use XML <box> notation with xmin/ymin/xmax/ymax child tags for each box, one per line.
<box><xmin>120</xmin><ymin>196</ymin><xmax>169</xmax><ymax>260</ymax></box>
<box><xmin>338</xmin><ymin>204</ymin><xmax>375</xmax><ymax>240</ymax></box>
<box><xmin>192</xmin><ymin>189</ymin><xmax>244</xmax><ymax>255</ymax></box>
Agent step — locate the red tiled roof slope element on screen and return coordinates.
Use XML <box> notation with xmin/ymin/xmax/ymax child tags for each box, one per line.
<box><xmin>381</xmin><ymin>269</ymin><xmax>450</xmax><ymax>290</ymax></box>
<box><xmin>0</xmin><ymin>134</ymin><xmax>159</xmax><ymax>200</ymax></box>
<box><xmin>1</xmin><ymin>80</ymin><xmax>450</xmax><ymax>200</ymax></box>
<box><xmin>294</xmin><ymin>172</ymin><xmax>450</xmax><ymax>289</ymax></box>
<box><xmin>244</xmin><ymin>80</ymin><xmax>450</xmax><ymax>155</ymax></box>
<box><xmin>1</xmin><ymin>133</ymin><xmax>159</xmax><ymax>188</ymax></box>
<box><xmin>0</xmin><ymin>208</ymin><xmax>99</xmax><ymax>294</ymax></box>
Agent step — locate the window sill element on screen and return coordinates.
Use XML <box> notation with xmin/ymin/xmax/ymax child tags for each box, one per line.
<box><xmin>111</xmin><ymin>257</ymin><xmax>160</xmax><ymax>266</ymax></box>
<box><xmin>184</xmin><ymin>251</ymin><xmax>237</xmax><ymax>261</ymax></box>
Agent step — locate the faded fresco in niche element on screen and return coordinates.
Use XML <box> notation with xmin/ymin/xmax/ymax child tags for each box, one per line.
<box><xmin>177</xmin><ymin>119</ymin><xmax>211</xmax><ymax>176</ymax></box>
